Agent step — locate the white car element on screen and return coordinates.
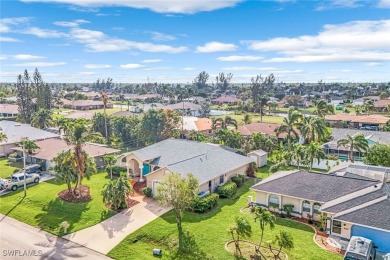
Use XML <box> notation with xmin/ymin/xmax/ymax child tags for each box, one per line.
<box><xmin>3</xmin><ymin>172</ymin><xmax>40</xmax><ymax>191</ymax></box>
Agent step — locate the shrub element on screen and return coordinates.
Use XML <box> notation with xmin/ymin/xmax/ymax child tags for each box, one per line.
<box><xmin>192</xmin><ymin>193</ymin><xmax>219</xmax><ymax>213</ymax></box>
<box><xmin>216</xmin><ymin>181</ymin><xmax>237</xmax><ymax>198</ymax></box>
<box><xmin>283</xmin><ymin>204</ymin><xmax>294</xmax><ymax>217</ymax></box>
<box><xmin>231</xmin><ymin>174</ymin><xmax>245</xmax><ymax>188</ymax></box>
<box><xmin>142</xmin><ymin>187</ymin><xmax>153</xmax><ymax>197</ymax></box>
<box><xmin>246</xmin><ymin>162</ymin><xmax>257</xmax><ymax>177</ymax></box>
<box><xmin>111</xmin><ymin>166</ymin><xmax>127</xmax><ymax>176</ymax></box>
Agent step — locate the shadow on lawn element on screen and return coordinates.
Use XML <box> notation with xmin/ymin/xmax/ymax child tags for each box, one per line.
<box><xmin>0</xmin><ymin>195</ymin><xmax>25</xmax><ymax>222</ymax></box>
<box><xmin>34</xmin><ymin>198</ymin><xmax>89</xmax><ymax>235</ymax></box>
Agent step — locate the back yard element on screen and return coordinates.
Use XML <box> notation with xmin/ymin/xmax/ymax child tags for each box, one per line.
<box><xmin>108</xmin><ymin>180</ymin><xmax>341</xmax><ymax>260</ymax></box>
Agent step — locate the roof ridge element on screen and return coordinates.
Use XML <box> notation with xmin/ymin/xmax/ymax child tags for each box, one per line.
<box><xmin>333</xmin><ymin>195</ymin><xmax>388</xmax><ymax>219</ymax></box>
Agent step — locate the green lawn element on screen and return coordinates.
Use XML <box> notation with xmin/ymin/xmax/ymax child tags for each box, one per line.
<box><xmin>89</xmin><ymin>108</ymin><xmax>121</xmax><ymax>115</ymax></box>
<box><xmin>212</xmin><ymin>113</ymin><xmax>284</xmax><ymax>125</ymax></box>
<box><xmin>0</xmin><ymin>172</ymin><xmax>115</xmax><ymax>235</ymax></box>
<box><xmin>0</xmin><ymin>158</ymin><xmax>23</xmax><ymax>179</ymax></box>
<box><xmin>108</xmin><ymin>181</ymin><xmax>341</xmax><ymax>260</ymax></box>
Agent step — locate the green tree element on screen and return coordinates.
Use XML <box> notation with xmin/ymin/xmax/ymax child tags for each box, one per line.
<box><xmin>213</xmin><ymin>129</ymin><xmax>244</xmax><ymax>149</ymax></box>
<box><xmin>364</xmin><ymin>144</ymin><xmax>390</xmax><ymax>167</ymax></box>
<box><xmin>291</xmin><ymin>144</ymin><xmax>306</xmax><ymax>169</ymax></box>
<box><xmin>0</xmin><ymin>132</ymin><xmax>7</xmax><ymax>143</ymax></box>
<box><xmin>92</xmin><ymin>112</ymin><xmax>111</xmax><ymax>142</ymax></box>
<box><xmin>242</xmin><ymin>113</ymin><xmax>252</xmax><ymax>125</ymax></box>
<box><xmin>198</xmin><ymin>102</ymin><xmax>211</xmax><ymax>117</ymax></box>
<box><xmin>31</xmin><ymin>109</ymin><xmax>54</xmax><ymax>129</ymax></box>
<box><xmin>194</xmin><ymin>71</ymin><xmax>209</xmax><ymax>88</ymax></box>
<box><xmin>250</xmin><ymin>74</ymin><xmax>275</xmax><ymax>122</ymax></box>
<box><xmin>140</xmin><ymin>109</ymin><xmax>180</xmax><ymax>144</ymax></box>
<box><xmin>104</xmin><ymin>154</ymin><xmax>117</xmax><ymax>179</ymax></box>
<box><xmin>363</xmin><ymin>100</ymin><xmax>374</xmax><ymax>115</ymax></box>
<box><xmin>305</xmin><ymin>142</ymin><xmax>326</xmax><ymax>171</ymax></box>
<box><xmin>212</xmin><ymin>116</ymin><xmax>238</xmax><ymax>130</ymax></box>
<box><xmin>101</xmin><ymin>91</ymin><xmax>110</xmax><ymax>143</ymax></box>
<box><xmin>102</xmin><ymin>174</ymin><xmax>133</xmax><ymax>210</ymax></box>
<box><xmin>155</xmin><ymin>172</ymin><xmax>199</xmax><ymax>251</ymax></box>
<box><xmin>52</xmin><ymin>150</ymin><xmax>77</xmax><ymax>193</ymax></box>
<box><xmin>313</xmin><ymin>100</ymin><xmax>334</xmax><ymax>117</ymax></box>
<box><xmin>299</xmin><ymin>116</ymin><xmax>328</xmax><ymax>143</ymax></box>
<box><xmin>253</xmin><ymin>206</ymin><xmax>276</xmax><ymax>251</ymax></box>
<box><xmin>16</xmin><ymin>70</ymin><xmax>35</xmax><ymax>123</ymax></box>
<box><xmin>268</xmin><ymin>231</ymin><xmax>294</xmax><ymax>260</ymax></box>
<box><xmin>228</xmin><ymin>216</ymin><xmax>252</xmax><ymax>256</ymax></box>
<box><xmin>251</xmin><ymin>132</ymin><xmax>278</xmax><ymax>154</ymax></box>
<box><xmin>276</xmin><ymin>108</ymin><xmax>303</xmax><ymax>144</ymax></box>
<box><xmin>18</xmin><ymin>138</ymin><xmax>40</xmax><ymax>155</ymax></box>
<box><xmin>188</xmin><ymin>130</ymin><xmax>207</xmax><ymax>142</ymax></box>
<box><xmin>337</xmin><ymin>133</ymin><xmax>369</xmax><ymax>163</ymax></box>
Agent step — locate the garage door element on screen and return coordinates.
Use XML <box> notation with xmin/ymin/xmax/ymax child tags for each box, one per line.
<box><xmin>351</xmin><ymin>225</ymin><xmax>390</xmax><ymax>252</ymax></box>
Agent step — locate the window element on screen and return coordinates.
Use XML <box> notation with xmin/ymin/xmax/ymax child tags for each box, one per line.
<box><xmin>269</xmin><ymin>195</ymin><xmax>279</xmax><ymax>208</ymax></box>
<box><xmin>332</xmin><ymin>220</ymin><xmax>341</xmax><ymax>234</ymax></box>
<box><xmin>302</xmin><ymin>200</ymin><xmax>311</xmax><ymax>212</ymax></box>
<box><xmin>121</xmin><ymin>157</ymin><xmax>126</xmax><ymax>163</ymax></box>
<box><xmin>313</xmin><ymin>203</ymin><xmax>321</xmax><ymax>214</ymax></box>
<box><xmin>219</xmin><ymin>175</ymin><xmax>224</xmax><ymax>184</ymax></box>
<box><xmin>19</xmin><ymin>176</ymin><xmax>25</xmax><ymax>181</ymax></box>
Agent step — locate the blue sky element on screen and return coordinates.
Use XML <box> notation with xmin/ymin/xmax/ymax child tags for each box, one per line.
<box><xmin>1</xmin><ymin>0</ymin><xmax>389</xmax><ymax>83</ymax></box>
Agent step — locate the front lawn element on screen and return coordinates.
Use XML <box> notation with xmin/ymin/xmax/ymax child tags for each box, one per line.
<box><xmin>211</xmin><ymin>113</ymin><xmax>284</xmax><ymax>125</ymax></box>
<box><xmin>0</xmin><ymin>172</ymin><xmax>115</xmax><ymax>235</ymax></box>
<box><xmin>108</xmin><ymin>181</ymin><xmax>341</xmax><ymax>260</ymax></box>
<box><xmin>0</xmin><ymin>158</ymin><xmax>23</xmax><ymax>179</ymax></box>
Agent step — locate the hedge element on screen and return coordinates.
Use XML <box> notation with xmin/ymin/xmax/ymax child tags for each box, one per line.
<box><xmin>231</xmin><ymin>174</ymin><xmax>245</xmax><ymax>188</ymax></box>
<box><xmin>142</xmin><ymin>187</ymin><xmax>153</xmax><ymax>198</ymax></box>
<box><xmin>216</xmin><ymin>181</ymin><xmax>237</xmax><ymax>198</ymax></box>
<box><xmin>108</xmin><ymin>166</ymin><xmax>127</xmax><ymax>176</ymax></box>
<box><xmin>192</xmin><ymin>193</ymin><xmax>219</xmax><ymax>213</ymax></box>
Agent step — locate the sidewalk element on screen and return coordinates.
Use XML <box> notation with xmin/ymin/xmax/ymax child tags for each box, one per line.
<box><xmin>62</xmin><ymin>195</ymin><xmax>170</xmax><ymax>254</ymax></box>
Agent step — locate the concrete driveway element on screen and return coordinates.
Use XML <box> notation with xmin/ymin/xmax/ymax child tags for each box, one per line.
<box><xmin>0</xmin><ymin>214</ymin><xmax>110</xmax><ymax>260</ymax></box>
<box><xmin>63</xmin><ymin>195</ymin><xmax>170</xmax><ymax>254</ymax></box>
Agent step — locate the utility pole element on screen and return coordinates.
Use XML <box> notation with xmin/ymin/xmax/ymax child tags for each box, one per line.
<box><xmin>22</xmin><ymin>139</ymin><xmax>27</xmax><ymax>197</ymax></box>
<box><xmin>181</xmin><ymin>100</ymin><xmax>184</xmax><ymax>139</ymax></box>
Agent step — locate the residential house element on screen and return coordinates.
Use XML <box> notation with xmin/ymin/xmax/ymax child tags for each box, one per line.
<box><xmin>181</xmin><ymin>116</ymin><xmax>213</xmax><ymax>137</ymax></box>
<box><xmin>325</xmin><ymin>114</ymin><xmax>389</xmax><ymax>130</ymax></box>
<box><xmin>162</xmin><ymin>102</ymin><xmax>201</xmax><ymax>117</ymax></box>
<box><xmin>0</xmin><ymin>120</ymin><xmax>59</xmax><ymax>156</ymax></box>
<box><xmin>116</xmin><ymin>139</ymin><xmax>252</xmax><ymax>194</ymax></box>
<box><xmin>251</xmin><ymin>167</ymin><xmax>390</xmax><ymax>252</ymax></box>
<box><xmin>11</xmin><ymin>138</ymin><xmax>119</xmax><ymax>170</ymax></box>
<box><xmin>238</xmin><ymin>122</ymin><xmax>288</xmax><ymax>140</ymax></box>
<box><xmin>374</xmin><ymin>99</ymin><xmax>390</xmax><ymax>112</ymax></box>
<box><xmin>61</xmin><ymin>99</ymin><xmax>113</xmax><ymax>110</ymax></box>
<box><xmin>0</xmin><ymin>104</ymin><xmax>19</xmax><ymax>118</ymax></box>
<box><xmin>211</xmin><ymin>95</ymin><xmax>240</xmax><ymax>106</ymax></box>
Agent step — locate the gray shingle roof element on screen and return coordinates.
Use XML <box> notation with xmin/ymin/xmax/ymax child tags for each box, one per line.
<box><xmin>0</xmin><ymin>120</ymin><xmax>59</xmax><ymax>145</ymax></box>
<box><xmin>251</xmin><ymin>171</ymin><xmax>378</xmax><ymax>202</ymax></box>
<box><xmin>335</xmin><ymin>198</ymin><xmax>390</xmax><ymax>231</ymax></box>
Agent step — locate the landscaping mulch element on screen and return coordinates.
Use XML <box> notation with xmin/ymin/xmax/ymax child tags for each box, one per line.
<box><xmin>226</xmin><ymin>240</ymin><xmax>288</xmax><ymax>260</ymax></box>
<box><xmin>58</xmin><ymin>186</ymin><xmax>92</xmax><ymax>203</ymax></box>
<box><xmin>105</xmin><ymin>197</ymin><xmax>140</xmax><ymax>212</ymax></box>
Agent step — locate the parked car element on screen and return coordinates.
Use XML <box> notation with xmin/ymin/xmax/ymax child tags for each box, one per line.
<box><xmin>3</xmin><ymin>172</ymin><xmax>40</xmax><ymax>191</ymax></box>
<box><xmin>343</xmin><ymin>236</ymin><xmax>377</xmax><ymax>260</ymax></box>
<box><xmin>24</xmin><ymin>164</ymin><xmax>42</xmax><ymax>175</ymax></box>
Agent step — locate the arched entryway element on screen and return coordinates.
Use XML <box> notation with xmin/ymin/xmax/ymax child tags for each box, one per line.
<box><xmin>128</xmin><ymin>159</ymin><xmax>141</xmax><ymax>177</ymax></box>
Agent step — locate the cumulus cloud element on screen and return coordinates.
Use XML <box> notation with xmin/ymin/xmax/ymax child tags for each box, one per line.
<box><xmin>183</xmin><ymin>67</ymin><xmax>196</xmax><ymax>71</ymax></box>
<box><xmin>12</xmin><ymin>54</ymin><xmax>46</xmax><ymax>60</ymax></box>
<box><xmin>11</xmin><ymin>62</ymin><xmax>66</xmax><ymax>67</ymax></box>
<box><xmin>84</xmin><ymin>64</ymin><xmax>112</xmax><ymax>69</ymax></box>
<box><xmin>217</xmin><ymin>55</ymin><xmax>264</xmax><ymax>61</ymax></box>
<box><xmin>148</xmin><ymin>31</ymin><xmax>175</xmax><ymax>41</ymax></box>
<box><xmin>196</xmin><ymin>42</ymin><xmax>237</xmax><ymax>53</ymax></box>
<box><xmin>245</xmin><ymin>19</ymin><xmax>390</xmax><ymax>63</ymax></box>
<box><xmin>142</xmin><ymin>59</ymin><xmax>162</xmax><ymax>63</ymax></box>
<box><xmin>0</xmin><ymin>36</ymin><xmax>22</xmax><ymax>42</ymax></box>
<box><xmin>0</xmin><ymin>17</ymin><xmax>31</xmax><ymax>33</ymax></box>
<box><xmin>53</xmin><ymin>19</ymin><xmax>90</xmax><ymax>27</ymax></box>
<box><xmin>120</xmin><ymin>63</ymin><xmax>145</xmax><ymax>69</ymax></box>
<box><xmin>378</xmin><ymin>0</ymin><xmax>390</xmax><ymax>8</ymax></box>
<box><xmin>21</xmin><ymin>0</ymin><xmax>243</xmax><ymax>14</ymax></box>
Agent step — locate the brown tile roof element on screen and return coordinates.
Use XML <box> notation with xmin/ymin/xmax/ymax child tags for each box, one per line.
<box><xmin>12</xmin><ymin>138</ymin><xmax>119</xmax><ymax>160</ymax></box>
<box><xmin>238</xmin><ymin>122</ymin><xmax>286</xmax><ymax>138</ymax></box>
<box><xmin>194</xmin><ymin>118</ymin><xmax>212</xmax><ymax>131</ymax></box>
<box><xmin>325</xmin><ymin>114</ymin><xmax>390</xmax><ymax>124</ymax></box>
<box><xmin>0</xmin><ymin>104</ymin><xmax>19</xmax><ymax>114</ymax></box>
<box><xmin>374</xmin><ymin>99</ymin><xmax>390</xmax><ymax>108</ymax></box>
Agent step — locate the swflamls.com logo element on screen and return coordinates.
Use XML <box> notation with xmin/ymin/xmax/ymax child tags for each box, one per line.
<box><xmin>3</xmin><ymin>250</ymin><xmax>43</xmax><ymax>257</ymax></box>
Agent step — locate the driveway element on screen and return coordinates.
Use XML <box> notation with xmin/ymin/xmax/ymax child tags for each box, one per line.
<box><xmin>63</xmin><ymin>195</ymin><xmax>170</xmax><ymax>254</ymax></box>
<box><xmin>0</xmin><ymin>214</ymin><xmax>111</xmax><ymax>260</ymax></box>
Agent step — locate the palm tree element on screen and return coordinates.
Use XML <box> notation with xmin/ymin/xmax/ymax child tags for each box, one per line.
<box><xmin>305</xmin><ymin>142</ymin><xmax>326</xmax><ymax>171</ymax></box>
<box><xmin>101</xmin><ymin>91</ymin><xmax>109</xmax><ymax>143</ymax></box>
<box><xmin>313</xmin><ymin>100</ymin><xmax>334</xmax><ymax>117</ymax></box>
<box><xmin>291</xmin><ymin>144</ymin><xmax>306</xmax><ymax>169</ymax></box>
<box><xmin>52</xmin><ymin>150</ymin><xmax>77</xmax><ymax>193</ymax></box>
<box><xmin>228</xmin><ymin>216</ymin><xmax>252</xmax><ymax>256</ymax></box>
<box><xmin>31</xmin><ymin>109</ymin><xmax>54</xmax><ymax>129</ymax></box>
<box><xmin>18</xmin><ymin>138</ymin><xmax>40</xmax><ymax>155</ymax></box>
<box><xmin>104</xmin><ymin>154</ymin><xmax>117</xmax><ymax>179</ymax></box>
<box><xmin>299</xmin><ymin>116</ymin><xmax>328</xmax><ymax>143</ymax></box>
<box><xmin>253</xmin><ymin>206</ymin><xmax>276</xmax><ymax>251</ymax></box>
<box><xmin>242</xmin><ymin>114</ymin><xmax>252</xmax><ymax>125</ymax></box>
<box><xmin>0</xmin><ymin>132</ymin><xmax>7</xmax><ymax>143</ymax></box>
<box><xmin>212</xmin><ymin>116</ymin><xmax>238</xmax><ymax>130</ymax></box>
<box><xmin>276</xmin><ymin>108</ymin><xmax>303</xmax><ymax>144</ymax></box>
<box><xmin>363</xmin><ymin>100</ymin><xmax>374</xmax><ymax>115</ymax></box>
<box><xmin>64</xmin><ymin>122</ymin><xmax>102</xmax><ymax>195</ymax></box>
<box><xmin>269</xmin><ymin>231</ymin><xmax>294</xmax><ymax>260</ymax></box>
<box><xmin>102</xmin><ymin>174</ymin><xmax>133</xmax><ymax>210</ymax></box>
<box><xmin>337</xmin><ymin>133</ymin><xmax>369</xmax><ymax>162</ymax></box>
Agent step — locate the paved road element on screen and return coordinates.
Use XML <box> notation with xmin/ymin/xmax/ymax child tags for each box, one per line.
<box><xmin>0</xmin><ymin>214</ymin><xmax>111</xmax><ymax>260</ymax></box>
<box><xmin>63</xmin><ymin>195</ymin><xmax>170</xmax><ymax>254</ymax></box>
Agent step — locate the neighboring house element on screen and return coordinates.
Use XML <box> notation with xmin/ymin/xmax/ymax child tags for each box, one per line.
<box><xmin>134</xmin><ymin>103</ymin><xmax>164</xmax><ymax>113</ymax></box>
<box><xmin>248</xmin><ymin>149</ymin><xmax>267</xmax><ymax>167</ymax></box>
<box><xmin>11</xmin><ymin>138</ymin><xmax>119</xmax><ymax>170</ymax></box>
<box><xmin>211</xmin><ymin>95</ymin><xmax>240</xmax><ymax>106</ymax></box>
<box><xmin>162</xmin><ymin>102</ymin><xmax>201</xmax><ymax>117</ymax></box>
<box><xmin>130</xmin><ymin>94</ymin><xmax>161</xmax><ymax>102</ymax></box>
<box><xmin>325</xmin><ymin>114</ymin><xmax>390</xmax><ymax>130</ymax></box>
<box><xmin>374</xmin><ymin>99</ymin><xmax>390</xmax><ymax>112</ymax></box>
<box><xmin>181</xmin><ymin>116</ymin><xmax>213</xmax><ymax>137</ymax></box>
<box><xmin>0</xmin><ymin>120</ymin><xmax>59</xmax><ymax>156</ymax></box>
<box><xmin>80</xmin><ymin>91</ymin><xmax>101</xmax><ymax>100</ymax></box>
<box><xmin>0</xmin><ymin>104</ymin><xmax>19</xmax><ymax>118</ymax></box>
<box><xmin>238</xmin><ymin>122</ymin><xmax>287</xmax><ymax>139</ymax></box>
<box><xmin>61</xmin><ymin>99</ymin><xmax>113</xmax><ymax>110</ymax></box>
<box><xmin>251</xmin><ymin>167</ymin><xmax>390</xmax><ymax>252</ymax></box>
<box><xmin>64</xmin><ymin>111</ymin><xmax>95</xmax><ymax>120</ymax></box>
<box><xmin>116</xmin><ymin>139</ymin><xmax>252</xmax><ymax>194</ymax></box>
<box><xmin>187</xmin><ymin>96</ymin><xmax>208</xmax><ymax>104</ymax></box>
<box><xmin>323</xmin><ymin>128</ymin><xmax>390</xmax><ymax>161</ymax></box>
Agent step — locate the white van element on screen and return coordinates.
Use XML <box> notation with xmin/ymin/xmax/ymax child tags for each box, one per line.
<box><xmin>344</xmin><ymin>236</ymin><xmax>377</xmax><ymax>260</ymax></box>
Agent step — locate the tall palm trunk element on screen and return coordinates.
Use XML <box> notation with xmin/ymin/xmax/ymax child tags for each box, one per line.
<box><xmin>74</xmin><ymin>146</ymin><xmax>85</xmax><ymax>196</ymax></box>
<box><xmin>350</xmin><ymin>145</ymin><xmax>355</xmax><ymax>163</ymax></box>
<box><xmin>104</xmin><ymin>106</ymin><xmax>109</xmax><ymax>144</ymax></box>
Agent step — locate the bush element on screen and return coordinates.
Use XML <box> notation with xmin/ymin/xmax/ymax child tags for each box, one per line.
<box><xmin>110</xmin><ymin>166</ymin><xmax>127</xmax><ymax>176</ymax></box>
<box><xmin>192</xmin><ymin>193</ymin><xmax>219</xmax><ymax>213</ymax></box>
<box><xmin>246</xmin><ymin>162</ymin><xmax>257</xmax><ymax>177</ymax></box>
<box><xmin>231</xmin><ymin>174</ymin><xmax>245</xmax><ymax>188</ymax></box>
<box><xmin>216</xmin><ymin>181</ymin><xmax>237</xmax><ymax>198</ymax></box>
<box><xmin>142</xmin><ymin>187</ymin><xmax>153</xmax><ymax>197</ymax></box>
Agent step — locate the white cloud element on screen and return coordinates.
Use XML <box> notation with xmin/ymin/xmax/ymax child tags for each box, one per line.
<box><xmin>12</xmin><ymin>54</ymin><xmax>46</xmax><ymax>60</ymax></box>
<box><xmin>196</xmin><ymin>42</ymin><xmax>237</xmax><ymax>53</ymax></box>
<box><xmin>0</xmin><ymin>56</ymin><xmax>7</xmax><ymax>60</ymax></box>
<box><xmin>366</xmin><ymin>62</ymin><xmax>382</xmax><ymax>66</ymax></box>
<box><xmin>0</xmin><ymin>36</ymin><xmax>22</xmax><ymax>42</ymax></box>
<box><xmin>120</xmin><ymin>63</ymin><xmax>145</xmax><ymax>69</ymax></box>
<box><xmin>11</xmin><ymin>62</ymin><xmax>66</xmax><ymax>67</ymax></box>
<box><xmin>245</xmin><ymin>19</ymin><xmax>390</xmax><ymax>63</ymax></box>
<box><xmin>84</xmin><ymin>64</ymin><xmax>112</xmax><ymax>69</ymax></box>
<box><xmin>183</xmin><ymin>67</ymin><xmax>196</xmax><ymax>71</ymax></box>
<box><xmin>142</xmin><ymin>59</ymin><xmax>162</xmax><ymax>63</ymax></box>
<box><xmin>23</xmin><ymin>27</ymin><xmax>66</xmax><ymax>38</ymax></box>
<box><xmin>221</xmin><ymin>66</ymin><xmax>303</xmax><ymax>74</ymax></box>
<box><xmin>148</xmin><ymin>31</ymin><xmax>175</xmax><ymax>41</ymax></box>
<box><xmin>378</xmin><ymin>0</ymin><xmax>390</xmax><ymax>8</ymax></box>
<box><xmin>53</xmin><ymin>19</ymin><xmax>89</xmax><ymax>27</ymax></box>
<box><xmin>0</xmin><ymin>17</ymin><xmax>31</xmax><ymax>33</ymax></box>
<box><xmin>316</xmin><ymin>0</ymin><xmax>362</xmax><ymax>11</ymax></box>
<box><xmin>79</xmin><ymin>71</ymin><xmax>97</xmax><ymax>75</ymax></box>
<box><xmin>21</xmin><ymin>0</ymin><xmax>243</xmax><ymax>14</ymax></box>
<box><xmin>217</xmin><ymin>55</ymin><xmax>264</xmax><ymax>61</ymax></box>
